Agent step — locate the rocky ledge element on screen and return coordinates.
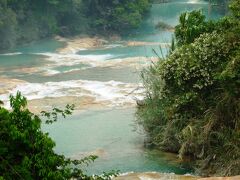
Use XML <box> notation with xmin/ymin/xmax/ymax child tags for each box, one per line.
<box><xmin>114</xmin><ymin>172</ymin><xmax>240</xmax><ymax>180</ymax></box>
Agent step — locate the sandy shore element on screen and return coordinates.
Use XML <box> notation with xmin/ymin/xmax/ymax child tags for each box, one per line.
<box><xmin>27</xmin><ymin>96</ymin><xmax>109</xmax><ymax>114</ymax></box>
<box><xmin>126</xmin><ymin>41</ymin><xmax>170</xmax><ymax>47</ymax></box>
<box><xmin>12</xmin><ymin>67</ymin><xmax>43</xmax><ymax>74</ymax></box>
<box><xmin>0</xmin><ymin>78</ymin><xmax>26</xmax><ymax>95</ymax></box>
<box><xmin>56</xmin><ymin>36</ymin><xmax>108</xmax><ymax>54</ymax></box>
<box><xmin>115</xmin><ymin>172</ymin><xmax>198</xmax><ymax>180</ymax></box>
<box><xmin>199</xmin><ymin>176</ymin><xmax>240</xmax><ymax>180</ymax></box>
<box><xmin>115</xmin><ymin>172</ymin><xmax>240</xmax><ymax>180</ymax></box>
<box><xmin>56</xmin><ymin>35</ymin><xmax>171</xmax><ymax>54</ymax></box>
<box><xmin>27</xmin><ymin>95</ymin><xmax>138</xmax><ymax>114</ymax></box>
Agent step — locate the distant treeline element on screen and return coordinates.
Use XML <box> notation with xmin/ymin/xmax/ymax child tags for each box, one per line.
<box><xmin>0</xmin><ymin>0</ymin><xmax>151</xmax><ymax>51</ymax></box>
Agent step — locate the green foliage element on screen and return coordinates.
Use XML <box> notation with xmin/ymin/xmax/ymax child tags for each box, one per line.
<box><xmin>0</xmin><ymin>5</ymin><xmax>17</xmax><ymax>50</ymax></box>
<box><xmin>82</xmin><ymin>0</ymin><xmax>151</xmax><ymax>34</ymax></box>
<box><xmin>0</xmin><ymin>0</ymin><xmax>87</xmax><ymax>50</ymax></box>
<box><xmin>0</xmin><ymin>0</ymin><xmax>151</xmax><ymax>50</ymax></box>
<box><xmin>137</xmin><ymin>0</ymin><xmax>240</xmax><ymax>176</ymax></box>
<box><xmin>0</xmin><ymin>92</ymin><xmax>118</xmax><ymax>179</ymax></box>
<box><xmin>41</xmin><ymin>104</ymin><xmax>75</xmax><ymax>124</ymax></box>
<box><xmin>175</xmin><ymin>10</ymin><xmax>215</xmax><ymax>46</ymax></box>
<box><xmin>229</xmin><ymin>0</ymin><xmax>240</xmax><ymax>18</ymax></box>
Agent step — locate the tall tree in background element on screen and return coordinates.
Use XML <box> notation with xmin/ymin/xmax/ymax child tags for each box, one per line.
<box><xmin>81</xmin><ymin>0</ymin><xmax>151</xmax><ymax>33</ymax></box>
<box><xmin>0</xmin><ymin>0</ymin><xmax>151</xmax><ymax>50</ymax></box>
<box><xmin>0</xmin><ymin>1</ymin><xmax>17</xmax><ymax>50</ymax></box>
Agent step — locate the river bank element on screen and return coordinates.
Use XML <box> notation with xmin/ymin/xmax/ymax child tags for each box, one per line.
<box><xmin>115</xmin><ymin>172</ymin><xmax>240</xmax><ymax>180</ymax></box>
<box><xmin>0</xmin><ymin>0</ymin><xmax>229</xmax><ymax>178</ymax></box>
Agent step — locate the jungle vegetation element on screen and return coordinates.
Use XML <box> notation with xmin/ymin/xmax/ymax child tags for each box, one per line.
<box><xmin>137</xmin><ymin>0</ymin><xmax>240</xmax><ymax>176</ymax></box>
<box><xmin>0</xmin><ymin>0</ymin><xmax>151</xmax><ymax>51</ymax></box>
<box><xmin>0</xmin><ymin>92</ymin><xmax>118</xmax><ymax>179</ymax></box>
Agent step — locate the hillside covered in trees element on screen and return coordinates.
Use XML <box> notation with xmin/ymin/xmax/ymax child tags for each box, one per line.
<box><xmin>0</xmin><ymin>0</ymin><xmax>150</xmax><ymax>51</ymax></box>
<box><xmin>137</xmin><ymin>0</ymin><xmax>240</xmax><ymax>176</ymax></box>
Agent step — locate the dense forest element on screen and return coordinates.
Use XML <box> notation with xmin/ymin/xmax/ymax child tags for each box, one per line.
<box><xmin>0</xmin><ymin>0</ymin><xmax>150</xmax><ymax>51</ymax></box>
<box><xmin>137</xmin><ymin>0</ymin><xmax>240</xmax><ymax>176</ymax></box>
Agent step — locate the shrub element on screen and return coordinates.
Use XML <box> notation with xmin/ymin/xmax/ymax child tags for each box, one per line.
<box><xmin>137</xmin><ymin>2</ymin><xmax>240</xmax><ymax>175</ymax></box>
<box><xmin>0</xmin><ymin>92</ymin><xmax>118</xmax><ymax>179</ymax></box>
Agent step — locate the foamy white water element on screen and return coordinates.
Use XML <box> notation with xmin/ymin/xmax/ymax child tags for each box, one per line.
<box><xmin>0</xmin><ymin>80</ymin><xmax>144</xmax><ymax>107</ymax></box>
<box><xmin>35</xmin><ymin>52</ymin><xmax>113</xmax><ymax>67</ymax></box>
<box><xmin>185</xmin><ymin>0</ymin><xmax>207</xmax><ymax>4</ymax></box>
<box><xmin>27</xmin><ymin>52</ymin><xmax>116</xmax><ymax>76</ymax></box>
<box><xmin>30</xmin><ymin>51</ymin><xmax>154</xmax><ymax>76</ymax></box>
<box><xmin>173</xmin><ymin>0</ymin><xmax>207</xmax><ymax>4</ymax></box>
<box><xmin>0</xmin><ymin>52</ymin><xmax>23</xmax><ymax>56</ymax></box>
<box><xmin>63</xmin><ymin>47</ymin><xmax>87</xmax><ymax>54</ymax></box>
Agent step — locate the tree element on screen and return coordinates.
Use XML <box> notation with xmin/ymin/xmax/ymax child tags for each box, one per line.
<box><xmin>82</xmin><ymin>0</ymin><xmax>151</xmax><ymax>34</ymax></box>
<box><xmin>175</xmin><ymin>10</ymin><xmax>214</xmax><ymax>46</ymax></box>
<box><xmin>0</xmin><ymin>92</ymin><xmax>117</xmax><ymax>179</ymax></box>
<box><xmin>137</xmin><ymin>0</ymin><xmax>240</xmax><ymax>176</ymax></box>
<box><xmin>0</xmin><ymin>5</ymin><xmax>17</xmax><ymax>50</ymax></box>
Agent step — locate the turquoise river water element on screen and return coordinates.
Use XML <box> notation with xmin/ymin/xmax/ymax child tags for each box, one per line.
<box><xmin>0</xmin><ymin>0</ymin><xmax>224</xmax><ymax>176</ymax></box>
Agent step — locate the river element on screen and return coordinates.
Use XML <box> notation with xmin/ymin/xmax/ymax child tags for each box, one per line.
<box><xmin>0</xmin><ymin>0</ymin><xmax>224</xmax><ymax>178</ymax></box>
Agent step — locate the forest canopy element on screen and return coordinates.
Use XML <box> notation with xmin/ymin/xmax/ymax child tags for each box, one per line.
<box><xmin>0</xmin><ymin>0</ymin><xmax>151</xmax><ymax>50</ymax></box>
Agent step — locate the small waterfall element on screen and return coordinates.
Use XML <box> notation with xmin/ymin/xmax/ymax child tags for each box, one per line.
<box><xmin>186</xmin><ymin>0</ymin><xmax>208</xmax><ymax>5</ymax></box>
<box><xmin>187</xmin><ymin>0</ymin><xmax>200</xmax><ymax>4</ymax></box>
